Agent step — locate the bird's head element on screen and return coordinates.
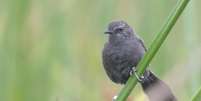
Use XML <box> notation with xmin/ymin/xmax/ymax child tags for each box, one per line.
<box><xmin>105</xmin><ymin>20</ymin><xmax>135</xmax><ymax>43</ymax></box>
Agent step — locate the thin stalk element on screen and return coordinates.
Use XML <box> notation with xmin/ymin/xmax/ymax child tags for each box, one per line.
<box><xmin>116</xmin><ymin>0</ymin><xmax>190</xmax><ymax>101</ymax></box>
<box><xmin>191</xmin><ymin>86</ymin><xmax>201</xmax><ymax>101</ymax></box>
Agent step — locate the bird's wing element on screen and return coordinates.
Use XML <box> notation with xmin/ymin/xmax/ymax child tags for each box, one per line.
<box><xmin>138</xmin><ymin>38</ymin><xmax>147</xmax><ymax>52</ymax></box>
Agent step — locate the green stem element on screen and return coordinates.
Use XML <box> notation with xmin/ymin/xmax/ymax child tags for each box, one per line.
<box><xmin>116</xmin><ymin>0</ymin><xmax>190</xmax><ymax>101</ymax></box>
<box><xmin>191</xmin><ymin>86</ymin><xmax>201</xmax><ymax>101</ymax></box>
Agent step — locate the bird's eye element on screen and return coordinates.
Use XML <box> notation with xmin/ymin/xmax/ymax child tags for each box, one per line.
<box><xmin>115</xmin><ymin>28</ymin><xmax>123</xmax><ymax>32</ymax></box>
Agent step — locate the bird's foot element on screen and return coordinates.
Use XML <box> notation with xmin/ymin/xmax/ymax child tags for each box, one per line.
<box><xmin>129</xmin><ymin>67</ymin><xmax>145</xmax><ymax>83</ymax></box>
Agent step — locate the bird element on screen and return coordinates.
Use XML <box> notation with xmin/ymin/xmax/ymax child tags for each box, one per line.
<box><xmin>102</xmin><ymin>20</ymin><xmax>177</xmax><ymax>101</ymax></box>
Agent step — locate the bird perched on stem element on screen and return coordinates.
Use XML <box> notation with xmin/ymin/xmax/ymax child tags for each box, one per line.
<box><xmin>102</xmin><ymin>20</ymin><xmax>177</xmax><ymax>101</ymax></box>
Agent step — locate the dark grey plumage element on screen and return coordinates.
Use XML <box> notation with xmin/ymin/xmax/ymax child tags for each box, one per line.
<box><xmin>102</xmin><ymin>20</ymin><xmax>177</xmax><ymax>101</ymax></box>
<box><xmin>102</xmin><ymin>20</ymin><xmax>145</xmax><ymax>84</ymax></box>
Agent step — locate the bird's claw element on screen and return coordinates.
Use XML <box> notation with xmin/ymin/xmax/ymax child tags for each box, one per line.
<box><xmin>130</xmin><ymin>67</ymin><xmax>144</xmax><ymax>83</ymax></box>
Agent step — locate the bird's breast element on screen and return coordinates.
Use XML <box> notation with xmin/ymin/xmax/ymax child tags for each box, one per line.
<box><xmin>103</xmin><ymin>40</ymin><xmax>145</xmax><ymax>67</ymax></box>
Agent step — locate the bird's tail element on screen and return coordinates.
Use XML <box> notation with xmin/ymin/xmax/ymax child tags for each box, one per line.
<box><xmin>140</xmin><ymin>70</ymin><xmax>177</xmax><ymax>101</ymax></box>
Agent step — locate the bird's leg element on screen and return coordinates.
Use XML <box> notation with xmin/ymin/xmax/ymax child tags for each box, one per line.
<box><xmin>129</xmin><ymin>67</ymin><xmax>145</xmax><ymax>83</ymax></box>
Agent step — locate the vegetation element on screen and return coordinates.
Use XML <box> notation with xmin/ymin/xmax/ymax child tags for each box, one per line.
<box><xmin>0</xmin><ymin>0</ymin><xmax>200</xmax><ymax>101</ymax></box>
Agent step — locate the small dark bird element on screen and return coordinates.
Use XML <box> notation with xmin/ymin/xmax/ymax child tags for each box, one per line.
<box><xmin>102</xmin><ymin>20</ymin><xmax>177</xmax><ymax>101</ymax></box>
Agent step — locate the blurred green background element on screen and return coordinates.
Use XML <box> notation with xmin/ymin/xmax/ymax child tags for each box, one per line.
<box><xmin>0</xmin><ymin>0</ymin><xmax>201</xmax><ymax>101</ymax></box>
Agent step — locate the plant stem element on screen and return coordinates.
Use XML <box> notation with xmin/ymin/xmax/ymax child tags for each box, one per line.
<box><xmin>116</xmin><ymin>0</ymin><xmax>190</xmax><ymax>101</ymax></box>
<box><xmin>191</xmin><ymin>86</ymin><xmax>201</xmax><ymax>101</ymax></box>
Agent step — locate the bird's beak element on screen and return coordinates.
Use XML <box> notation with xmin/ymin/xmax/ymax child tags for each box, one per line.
<box><xmin>104</xmin><ymin>30</ymin><xmax>113</xmax><ymax>34</ymax></box>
